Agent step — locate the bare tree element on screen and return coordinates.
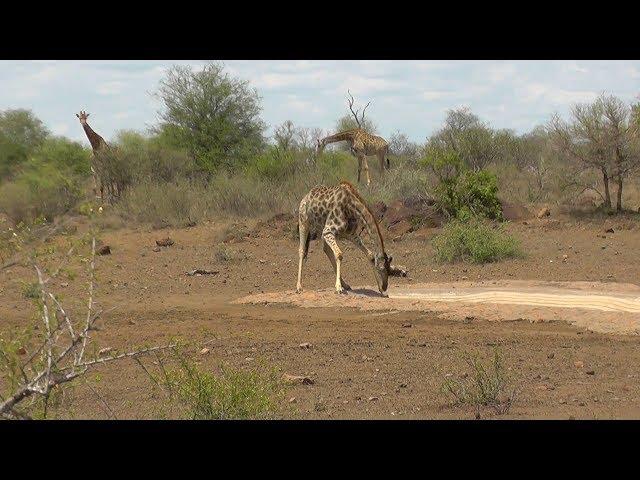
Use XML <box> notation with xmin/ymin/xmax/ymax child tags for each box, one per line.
<box><xmin>0</xmin><ymin>234</ymin><xmax>174</xmax><ymax>419</ymax></box>
<box><xmin>273</xmin><ymin>120</ymin><xmax>297</xmax><ymax>151</ymax></box>
<box><xmin>549</xmin><ymin>94</ymin><xmax>640</xmax><ymax>211</ymax></box>
<box><xmin>346</xmin><ymin>90</ymin><xmax>371</xmax><ymax>131</ymax></box>
<box><xmin>601</xmin><ymin>95</ymin><xmax>640</xmax><ymax>211</ymax></box>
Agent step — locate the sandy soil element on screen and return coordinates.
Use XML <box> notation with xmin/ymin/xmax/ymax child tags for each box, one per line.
<box><xmin>237</xmin><ymin>280</ymin><xmax>640</xmax><ymax>335</ymax></box>
<box><xmin>2</xmin><ymin>211</ymin><xmax>640</xmax><ymax>419</ymax></box>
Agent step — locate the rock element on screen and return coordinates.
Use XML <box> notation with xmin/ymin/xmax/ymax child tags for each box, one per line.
<box><xmin>152</xmin><ymin>246</ymin><xmax>161</xmax><ymax>252</ymax></box>
<box><xmin>17</xmin><ymin>347</ymin><xmax>27</xmax><ymax>355</ymax></box>
<box><xmin>547</xmin><ymin>353</ymin><xmax>555</xmax><ymax>359</ymax></box>
<box><xmin>370</xmin><ymin>201</ymin><xmax>387</xmax><ymax>221</ymax></box>
<box><xmin>388</xmin><ymin>219</ymin><xmax>414</xmax><ymax>237</ymax></box>
<box><xmin>368</xmin><ymin>396</ymin><xmax>379</xmax><ymax>402</ymax></box>
<box><xmin>537</xmin><ymin>206</ymin><xmax>551</xmax><ymax>219</ymax></box>
<box><xmin>401</xmin><ymin>322</ymin><xmax>412</xmax><ymax>328</ymax></box>
<box><xmin>574</xmin><ymin>360</ymin><xmax>584</xmax><ymax>369</ymax></box>
<box><xmin>199</xmin><ymin>347</ymin><xmax>210</xmax><ymax>355</ymax></box>
<box><xmin>282</xmin><ymin>373</ymin><xmax>314</xmax><ymax>385</ymax></box>
<box><xmin>97</xmin><ymin>245</ymin><xmax>111</xmax><ymax>255</ymax></box>
<box><xmin>299</xmin><ymin>342</ymin><xmax>312</xmax><ymax>349</ymax></box>
<box><xmin>501</xmin><ymin>201</ymin><xmax>532</xmax><ymax>221</ymax></box>
<box><xmin>288</xmin><ymin>397</ymin><xmax>297</xmax><ymax>404</ymax></box>
<box><xmin>586</xmin><ymin>370</ymin><xmax>595</xmax><ymax>375</ymax></box>
<box><xmin>155</xmin><ymin>238</ymin><xmax>174</xmax><ymax>247</ymax></box>
<box><xmin>605</xmin><ymin>228</ymin><xmax>614</xmax><ymax>233</ymax></box>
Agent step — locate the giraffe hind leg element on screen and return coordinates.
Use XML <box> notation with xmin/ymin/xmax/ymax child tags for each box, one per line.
<box><xmin>296</xmin><ymin>222</ymin><xmax>310</xmax><ymax>293</ymax></box>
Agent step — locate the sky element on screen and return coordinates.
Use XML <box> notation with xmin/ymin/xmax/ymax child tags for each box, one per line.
<box><xmin>1</xmin><ymin>60</ymin><xmax>639</xmax><ymax>145</ymax></box>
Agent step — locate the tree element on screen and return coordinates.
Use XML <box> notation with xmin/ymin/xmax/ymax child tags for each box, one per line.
<box><xmin>333</xmin><ymin>91</ymin><xmax>378</xmax><ymax>152</ymax></box>
<box><xmin>549</xmin><ymin>94</ymin><xmax>640</xmax><ymax>211</ymax></box>
<box><xmin>154</xmin><ymin>62</ymin><xmax>266</xmax><ymax>173</ymax></box>
<box><xmin>429</xmin><ymin>107</ymin><xmax>499</xmax><ymax>172</ymax></box>
<box><xmin>273</xmin><ymin>120</ymin><xmax>297</xmax><ymax>151</ymax></box>
<box><xmin>389</xmin><ymin>131</ymin><xmax>420</xmax><ymax>160</ymax></box>
<box><xmin>0</xmin><ymin>109</ymin><xmax>50</xmax><ymax>180</ymax></box>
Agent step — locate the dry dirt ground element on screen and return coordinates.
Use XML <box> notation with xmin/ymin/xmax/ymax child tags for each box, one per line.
<box><xmin>2</xmin><ymin>210</ymin><xmax>640</xmax><ymax>419</ymax></box>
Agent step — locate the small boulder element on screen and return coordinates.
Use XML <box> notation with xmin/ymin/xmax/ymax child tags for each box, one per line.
<box><xmin>282</xmin><ymin>373</ymin><xmax>314</xmax><ymax>385</ymax></box>
<box><xmin>537</xmin><ymin>206</ymin><xmax>551</xmax><ymax>219</ymax></box>
<box><xmin>156</xmin><ymin>238</ymin><xmax>174</xmax><ymax>247</ymax></box>
<box><xmin>97</xmin><ymin>245</ymin><xmax>111</xmax><ymax>255</ymax></box>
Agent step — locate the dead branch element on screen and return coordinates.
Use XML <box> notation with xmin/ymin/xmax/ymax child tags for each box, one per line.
<box><xmin>0</xmin><ymin>234</ymin><xmax>176</xmax><ymax>420</ymax></box>
<box><xmin>347</xmin><ymin>90</ymin><xmax>361</xmax><ymax>128</ymax></box>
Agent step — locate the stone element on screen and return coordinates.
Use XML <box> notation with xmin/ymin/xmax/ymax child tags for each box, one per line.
<box><xmin>537</xmin><ymin>206</ymin><xmax>551</xmax><ymax>219</ymax></box>
<box><xmin>282</xmin><ymin>373</ymin><xmax>314</xmax><ymax>385</ymax></box>
<box><xmin>97</xmin><ymin>245</ymin><xmax>111</xmax><ymax>255</ymax></box>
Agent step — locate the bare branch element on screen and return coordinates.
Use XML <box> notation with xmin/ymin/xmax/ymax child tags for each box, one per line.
<box><xmin>347</xmin><ymin>90</ymin><xmax>361</xmax><ymax>128</ymax></box>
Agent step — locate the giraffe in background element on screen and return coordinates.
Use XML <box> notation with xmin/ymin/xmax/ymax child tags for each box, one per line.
<box><xmin>315</xmin><ymin>91</ymin><xmax>390</xmax><ymax>186</ymax></box>
<box><xmin>316</xmin><ymin>129</ymin><xmax>390</xmax><ymax>186</ymax></box>
<box><xmin>76</xmin><ymin>110</ymin><xmax>108</xmax><ymax>202</ymax></box>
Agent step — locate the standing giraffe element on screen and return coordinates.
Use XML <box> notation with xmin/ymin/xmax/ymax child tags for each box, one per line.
<box><xmin>316</xmin><ymin>129</ymin><xmax>390</xmax><ymax>186</ymax></box>
<box><xmin>296</xmin><ymin>181</ymin><xmax>394</xmax><ymax>295</ymax></box>
<box><xmin>76</xmin><ymin>111</ymin><xmax>108</xmax><ymax>202</ymax></box>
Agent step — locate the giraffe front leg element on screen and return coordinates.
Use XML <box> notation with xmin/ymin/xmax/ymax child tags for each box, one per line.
<box><xmin>323</xmin><ymin>231</ymin><xmax>346</xmax><ymax>294</ymax></box>
<box><xmin>362</xmin><ymin>157</ymin><xmax>372</xmax><ymax>187</ymax></box>
<box><xmin>323</xmin><ymin>241</ymin><xmax>351</xmax><ymax>291</ymax></box>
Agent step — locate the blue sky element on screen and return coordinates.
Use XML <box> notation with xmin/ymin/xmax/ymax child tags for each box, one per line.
<box><xmin>1</xmin><ymin>60</ymin><xmax>639</xmax><ymax>145</ymax></box>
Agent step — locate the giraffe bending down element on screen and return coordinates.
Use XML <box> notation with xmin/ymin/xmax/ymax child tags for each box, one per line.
<box><xmin>296</xmin><ymin>181</ymin><xmax>393</xmax><ymax>295</ymax></box>
<box><xmin>316</xmin><ymin>129</ymin><xmax>390</xmax><ymax>186</ymax></box>
<box><xmin>76</xmin><ymin>111</ymin><xmax>109</xmax><ymax>202</ymax></box>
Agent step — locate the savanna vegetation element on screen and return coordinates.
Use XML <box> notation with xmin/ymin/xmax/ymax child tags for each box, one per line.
<box><xmin>1</xmin><ymin>61</ymin><xmax>639</xmax><ymax>234</ymax></box>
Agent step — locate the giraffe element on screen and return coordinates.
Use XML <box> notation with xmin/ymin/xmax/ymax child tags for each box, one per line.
<box><xmin>316</xmin><ymin>129</ymin><xmax>390</xmax><ymax>186</ymax></box>
<box><xmin>76</xmin><ymin>111</ymin><xmax>108</xmax><ymax>202</ymax></box>
<box><xmin>296</xmin><ymin>180</ymin><xmax>393</xmax><ymax>295</ymax></box>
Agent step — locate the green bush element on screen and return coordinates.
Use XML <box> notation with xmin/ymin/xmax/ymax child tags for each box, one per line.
<box><xmin>31</xmin><ymin>137</ymin><xmax>92</xmax><ymax>177</ymax></box>
<box><xmin>163</xmin><ymin>353</ymin><xmax>282</xmax><ymax>420</ymax></box>
<box><xmin>0</xmin><ymin>163</ymin><xmax>85</xmax><ymax>223</ymax></box>
<box><xmin>432</xmin><ymin>217</ymin><xmax>522</xmax><ymax>264</ymax></box>
<box><xmin>442</xmin><ymin>349</ymin><xmax>515</xmax><ymax>417</ymax></box>
<box><xmin>421</xmin><ymin>146</ymin><xmax>503</xmax><ymax>221</ymax></box>
<box><xmin>245</xmin><ymin>146</ymin><xmax>297</xmax><ymax>181</ymax></box>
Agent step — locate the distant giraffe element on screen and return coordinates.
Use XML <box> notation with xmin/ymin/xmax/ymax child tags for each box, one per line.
<box><xmin>296</xmin><ymin>181</ymin><xmax>394</xmax><ymax>295</ymax></box>
<box><xmin>76</xmin><ymin>111</ymin><xmax>108</xmax><ymax>202</ymax></box>
<box><xmin>316</xmin><ymin>129</ymin><xmax>390</xmax><ymax>186</ymax></box>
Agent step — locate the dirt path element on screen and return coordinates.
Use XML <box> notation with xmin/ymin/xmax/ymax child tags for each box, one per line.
<box><xmin>237</xmin><ymin>281</ymin><xmax>640</xmax><ymax>335</ymax></box>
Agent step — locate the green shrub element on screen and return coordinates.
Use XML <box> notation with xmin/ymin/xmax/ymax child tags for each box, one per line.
<box><xmin>432</xmin><ymin>217</ymin><xmax>522</xmax><ymax>264</ymax></box>
<box><xmin>163</xmin><ymin>353</ymin><xmax>282</xmax><ymax>420</ymax></box>
<box><xmin>31</xmin><ymin>137</ymin><xmax>92</xmax><ymax>177</ymax></box>
<box><xmin>245</xmin><ymin>146</ymin><xmax>297</xmax><ymax>181</ymax></box>
<box><xmin>442</xmin><ymin>349</ymin><xmax>515</xmax><ymax>417</ymax></box>
<box><xmin>421</xmin><ymin>147</ymin><xmax>503</xmax><ymax>220</ymax></box>
<box><xmin>0</xmin><ymin>163</ymin><xmax>85</xmax><ymax>224</ymax></box>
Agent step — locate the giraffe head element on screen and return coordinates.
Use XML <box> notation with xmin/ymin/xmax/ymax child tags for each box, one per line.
<box><xmin>372</xmin><ymin>252</ymin><xmax>393</xmax><ymax>294</ymax></box>
<box><xmin>76</xmin><ymin>111</ymin><xmax>90</xmax><ymax>125</ymax></box>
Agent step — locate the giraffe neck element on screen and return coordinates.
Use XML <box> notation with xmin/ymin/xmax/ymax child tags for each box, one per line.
<box><xmin>321</xmin><ymin>129</ymin><xmax>360</xmax><ymax>147</ymax></box>
<box><xmin>341</xmin><ymin>181</ymin><xmax>385</xmax><ymax>255</ymax></box>
<box><xmin>82</xmin><ymin>123</ymin><xmax>107</xmax><ymax>152</ymax></box>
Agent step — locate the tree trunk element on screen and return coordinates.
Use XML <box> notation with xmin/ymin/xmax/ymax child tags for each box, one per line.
<box><xmin>615</xmin><ymin>147</ymin><xmax>624</xmax><ymax>212</ymax></box>
<box><xmin>616</xmin><ymin>175</ymin><xmax>623</xmax><ymax>212</ymax></box>
<box><xmin>601</xmin><ymin>167</ymin><xmax>612</xmax><ymax>209</ymax></box>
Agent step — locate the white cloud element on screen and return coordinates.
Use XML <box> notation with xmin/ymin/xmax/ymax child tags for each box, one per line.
<box><xmin>566</xmin><ymin>62</ymin><xmax>589</xmax><ymax>74</ymax></box>
<box><xmin>96</xmin><ymin>81</ymin><xmax>126</xmax><ymax>96</ymax></box>
<box><xmin>521</xmin><ymin>83</ymin><xmax>598</xmax><ymax>105</ymax></box>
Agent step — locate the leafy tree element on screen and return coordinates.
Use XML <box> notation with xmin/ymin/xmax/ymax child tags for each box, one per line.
<box><xmin>154</xmin><ymin>62</ymin><xmax>266</xmax><ymax>173</ymax></box>
<box><xmin>0</xmin><ymin>109</ymin><xmax>50</xmax><ymax>179</ymax></box>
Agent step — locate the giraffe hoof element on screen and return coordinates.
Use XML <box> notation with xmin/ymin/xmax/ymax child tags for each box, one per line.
<box><xmin>341</xmin><ymin>281</ymin><xmax>352</xmax><ymax>291</ymax></box>
<box><xmin>335</xmin><ymin>287</ymin><xmax>347</xmax><ymax>295</ymax></box>
<box><xmin>296</xmin><ymin>287</ymin><xmax>303</xmax><ymax>294</ymax></box>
